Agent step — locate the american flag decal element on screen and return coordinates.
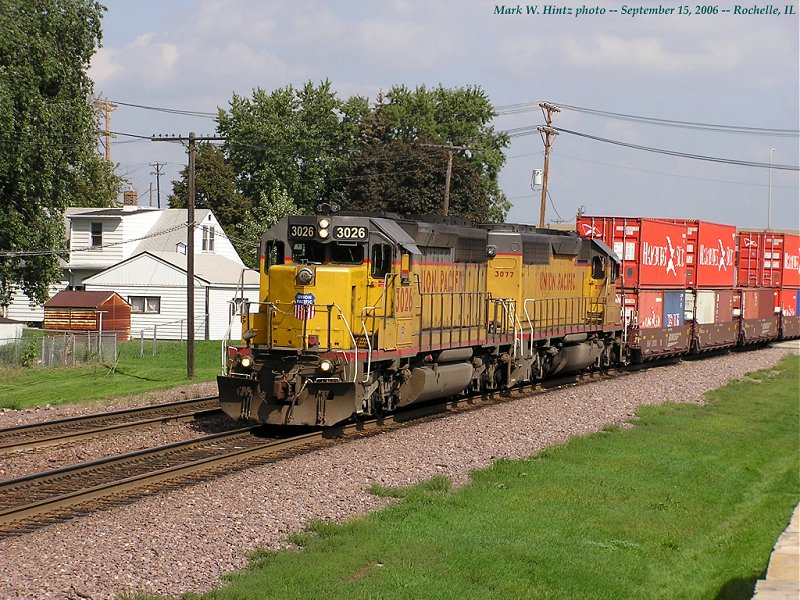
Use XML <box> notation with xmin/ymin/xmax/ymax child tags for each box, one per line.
<box><xmin>294</xmin><ymin>293</ymin><xmax>315</xmax><ymax>320</ymax></box>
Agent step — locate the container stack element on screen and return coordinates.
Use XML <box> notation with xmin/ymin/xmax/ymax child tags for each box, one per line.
<box><xmin>737</xmin><ymin>231</ymin><xmax>800</xmax><ymax>339</ymax></box>
<box><xmin>576</xmin><ymin>216</ymin><xmax>692</xmax><ymax>358</ymax></box>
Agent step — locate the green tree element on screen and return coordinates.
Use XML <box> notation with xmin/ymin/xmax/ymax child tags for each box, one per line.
<box><xmin>217</xmin><ymin>80</ymin><xmax>368</xmax><ymax>215</ymax></box>
<box><xmin>350</xmin><ymin>85</ymin><xmax>510</xmax><ymax>221</ymax></box>
<box><xmin>0</xmin><ymin>0</ymin><xmax>115</xmax><ymax>305</ymax></box>
<box><xmin>168</xmin><ymin>142</ymin><xmax>252</xmax><ymax>229</ymax></box>
<box><xmin>235</xmin><ymin>182</ymin><xmax>301</xmax><ymax>268</ymax></box>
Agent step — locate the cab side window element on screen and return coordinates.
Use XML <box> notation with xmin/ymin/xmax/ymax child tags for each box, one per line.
<box><xmin>264</xmin><ymin>241</ymin><xmax>285</xmax><ymax>273</ymax></box>
<box><xmin>371</xmin><ymin>244</ymin><xmax>392</xmax><ymax>278</ymax></box>
<box><xmin>592</xmin><ymin>256</ymin><xmax>605</xmax><ymax>280</ymax></box>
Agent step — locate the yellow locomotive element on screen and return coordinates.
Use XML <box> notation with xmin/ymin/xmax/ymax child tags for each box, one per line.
<box><xmin>218</xmin><ymin>211</ymin><xmax>622</xmax><ymax>426</ymax></box>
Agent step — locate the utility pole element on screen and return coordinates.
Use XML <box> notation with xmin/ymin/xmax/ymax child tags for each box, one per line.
<box><xmin>419</xmin><ymin>142</ymin><xmax>472</xmax><ymax>216</ymax></box>
<box><xmin>443</xmin><ymin>145</ymin><xmax>453</xmax><ymax>216</ymax></box>
<box><xmin>152</xmin><ymin>133</ymin><xmax>224</xmax><ymax>378</ymax></box>
<box><xmin>538</xmin><ymin>102</ymin><xmax>560</xmax><ymax>228</ymax></box>
<box><xmin>150</xmin><ymin>161</ymin><xmax>165</xmax><ymax>209</ymax></box>
<box><xmin>95</xmin><ymin>98</ymin><xmax>116</xmax><ymax>161</ymax></box>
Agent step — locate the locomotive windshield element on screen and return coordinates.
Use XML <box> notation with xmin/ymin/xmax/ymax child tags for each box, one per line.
<box><xmin>291</xmin><ymin>240</ymin><xmax>364</xmax><ymax>265</ymax></box>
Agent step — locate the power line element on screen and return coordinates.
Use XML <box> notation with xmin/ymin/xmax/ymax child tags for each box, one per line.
<box><xmin>553</xmin><ymin>127</ymin><xmax>800</xmax><ymax>170</ymax></box>
<box><xmin>496</xmin><ymin>100</ymin><xmax>799</xmax><ymax>137</ymax></box>
<box><xmin>109</xmin><ymin>99</ymin><xmax>217</xmax><ymax>119</ymax></box>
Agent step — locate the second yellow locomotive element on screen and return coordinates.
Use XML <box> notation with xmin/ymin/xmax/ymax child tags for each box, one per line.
<box><xmin>218</xmin><ymin>211</ymin><xmax>622</xmax><ymax>426</ymax></box>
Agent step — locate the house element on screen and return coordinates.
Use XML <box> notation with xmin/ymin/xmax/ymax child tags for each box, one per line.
<box><xmin>82</xmin><ymin>251</ymin><xmax>259</xmax><ymax>340</ymax></box>
<box><xmin>3</xmin><ymin>199</ymin><xmax>252</xmax><ymax>332</ymax></box>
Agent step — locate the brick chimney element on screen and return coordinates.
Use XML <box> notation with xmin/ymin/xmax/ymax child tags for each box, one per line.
<box><xmin>123</xmin><ymin>190</ymin><xmax>138</xmax><ymax>206</ymax></box>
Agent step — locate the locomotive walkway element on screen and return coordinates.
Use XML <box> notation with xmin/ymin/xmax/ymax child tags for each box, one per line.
<box><xmin>752</xmin><ymin>503</ymin><xmax>800</xmax><ymax>599</ymax></box>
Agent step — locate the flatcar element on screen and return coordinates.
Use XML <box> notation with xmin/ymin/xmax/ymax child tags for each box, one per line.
<box><xmin>218</xmin><ymin>211</ymin><xmax>622</xmax><ymax>426</ymax></box>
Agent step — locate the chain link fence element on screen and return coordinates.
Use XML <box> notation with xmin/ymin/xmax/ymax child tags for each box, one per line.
<box><xmin>0</xmin><ymin>331</ymin><xmax>118</xmax><ymax>368</ymax></box>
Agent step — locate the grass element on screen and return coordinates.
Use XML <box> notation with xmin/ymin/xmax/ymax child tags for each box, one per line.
<box><xmin>0</xmin><ymin>339</ymin><xmax>221</xmax><ymax>410</ymax></box>
<box><xmin>135</xmin><ymin>354</ymin><xmax>798</xmax><ymax>600</ymax></box>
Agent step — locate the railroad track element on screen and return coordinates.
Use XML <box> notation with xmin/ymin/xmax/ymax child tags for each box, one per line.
<box><xmin>0</xmin><ymin>396</ymin><xmax>222</xmax><ymax>454</ymax></box>
<box><xmin>0</xmin><ymin>362</ymin><xmax>664</xmax><ymax>538</ymax></box>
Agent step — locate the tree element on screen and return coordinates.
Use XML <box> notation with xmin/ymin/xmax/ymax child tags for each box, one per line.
<box><xmin>217</xmin><ymin>80</ymin><xmax>368</xmax><ymax>215</ymax></box>
<box><xmin>168</xmin><ymin>143</ymin><xmax>252</xmax><ymax>229</ymax></box>
<box><xmin>347</xmin><ymin>140</ymin><xmax>490</xmax><ymax>222</ymax></box>
<box><xmin>218</xmin><ymin>82</ymin><xmax>510</xmax><ymax>226</ymax></box>
<box><xmin>350</xmin><ymin>85</ymin><xmax>510</xmax><ymax>221</ymax></box>
<box><xmin>0</xmin><ymin>0</ymin><xmax>115</xmax><ymax>306</ymax></box>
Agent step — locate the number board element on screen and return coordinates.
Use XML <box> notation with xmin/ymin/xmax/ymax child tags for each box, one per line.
<box><xmin>288</xmin><ymin>224</ymin><xmax>316</xmax><ymax>239</ymax></box>
<box><xmin>332</xmin><ymin>225</ymin><xmax>368</xmax><ymax>241</ymax></box>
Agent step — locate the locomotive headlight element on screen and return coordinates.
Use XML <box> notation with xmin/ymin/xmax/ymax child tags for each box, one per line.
<box><xmin>296</xmin><ymin>267</ymin><xmax>314</xmax><ymax>285</ymax></box>
<box><xmin>240</xmin><ymin>355</ymin><xmax>252</xmax><ymax>368</ymax></box>
<box><xmin>319</xmin><ymin>359</ymin><xmax>333</xmax><ymax>373</ymax></box>
<box><xmin>318</xmin><ymin>228</ymin><xmax>329</xmax><ymax>239</ymax></box>
<box><xmin>318</xmin><ymin>218</ymin><xmax>330</xmax><ymax>229</ymax></box>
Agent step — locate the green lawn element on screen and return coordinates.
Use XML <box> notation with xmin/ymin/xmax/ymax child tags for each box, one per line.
<box><xmin>143</xmin><ymin>354</ymin><xmax>798</xmax><ymax>600</ymax></box>
<box><xmin>0</xmin><ymin>339</ymin><xmax>221</xmax><ymax>410</ymax></box>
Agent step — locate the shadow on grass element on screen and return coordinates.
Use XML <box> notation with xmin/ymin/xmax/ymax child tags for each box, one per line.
<box><xmin>714</xmin><ymin>575</ymin><xmax>759</xmax><ymax>600</ymax></box>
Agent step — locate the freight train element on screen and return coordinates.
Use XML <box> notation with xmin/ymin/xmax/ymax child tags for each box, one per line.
<box><xmin>217</xmin><ymin>210</ymin><xmax>799</xmax><ymax>426</ymax></box>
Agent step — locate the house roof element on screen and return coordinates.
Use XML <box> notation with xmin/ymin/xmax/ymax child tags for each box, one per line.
<box><xmin>82</xmin><ymin>251</ymin><xmax>259</xmax><ymax>287</ymax></box>
<box><xmin>146</xmin><ymin>251</ymin><xmax>259</xmax><ymax>285</ymax></box>
<box><xmin>133</xmin><ymin>209</ymin><xmax>212</xmax><ymax>254</ymax></box>
<box><xmin>66</xmin><ymin>207</ymin><xmax>162</xmax><ymax>219</ymax></box>
<box><xmin>44</xmin><ymin>290</ymin><xmax>125</xmax><ymax>309</ymax></box>
<box><xmin>0</xmin><ymin>316</ymin><xmax>23</xmax><ymax>324</ymax></box>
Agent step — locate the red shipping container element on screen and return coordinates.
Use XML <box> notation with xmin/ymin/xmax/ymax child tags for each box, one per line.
<box><xmin>663</xmin><ymin>220</ymin><xmax>736</xmax><ymax>287</ymax></box>
<box><xmin>716</xmin><ymin>289</ymin><xmax>735</xmax><ymax>322</ymax></box>
<box><xmin>779</xmin><ymin>288</ymin><xmax>798</xmax><ymax>317</ymax></box>
<box><xmin>737</xmin><ymin>231</ymin><xmax>800</xmax><ymax>288</ymax></box>
<box><xmin>577</xmin><ymin>216</ymin><xmax>688</xmax><ymax>289</ymax></box>
<box><xmin>635</xmin><ymin>290</ymin><xmax>663</xmax><ymax>329</ymax></box>
<box><xmin>742</xmin><ymin>288</ymin><xmax>778</xmax><ymax>319</ymax></box>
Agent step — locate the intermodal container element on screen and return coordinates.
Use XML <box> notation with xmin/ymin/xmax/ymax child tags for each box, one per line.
<box><xmin>695</xmin><ymin>290</ymin><xmax>716</xmax><ymax>325</ymax></box>
<box><xmin>577</xmin><ymin>216</ymin><xmax>689</xmax><ymax>289</ymax></box>
<box><xmin>737</xmin><ymin>231</ymin><xmax>800</xmax><ymax>288</ymax></box>
<box><xmin>716</xmin><ymin>289</ymin><xmax>735</xmax><ymax>322</ymax></box>
<box><xmin>742</xmin><ymin>288</ymin><xmax>777</xmax><ymax>319</ymax></box>
<box><xmin>663</xmin><ymin>291</ymin><xmax>685</xmax><ymax>328</ymax></box>
<box><xmin>662</xmin><ymin>220</ymin><xmax>736</xmax><ymax>288</ymax></box>
<box><xmin>636</xmin><ymin>290</ymin><xmax>663</xmax><ymax>329</ymax></box>
<box><xmin>779</xmin><ymin>288</ymin><xmax>798</xmax><ymax>317</ymax></box>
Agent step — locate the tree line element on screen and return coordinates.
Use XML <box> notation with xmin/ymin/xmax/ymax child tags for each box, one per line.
<box><xmin>169</xmin><ymin>82</ymin><xmax>510</xmax><ymax>267</ymax></box>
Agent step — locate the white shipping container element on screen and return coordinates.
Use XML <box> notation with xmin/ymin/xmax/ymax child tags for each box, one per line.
<box><xmin>695</xmin><ymin>290</ymin><xmax>717</xmax><ymax>324</ymax></box>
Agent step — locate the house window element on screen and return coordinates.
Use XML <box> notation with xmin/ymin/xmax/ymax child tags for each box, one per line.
<box><xmin>202</xmin><ymin>226</ymin><xmax>215</xmax><ymax>252</ymax></box>
<box><xmin>129</xmin><ymin>296</ymin><xmax>161</xmax><ymax>314</ymax></box>
<box><xmin>91</xmin><ymin>222</ymin><xmax>103</xmax><ymax>247</ymax></box>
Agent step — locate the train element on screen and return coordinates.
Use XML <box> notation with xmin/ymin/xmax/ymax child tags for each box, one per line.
<box><xmin>217</xmin><ymin>209</ymin><xmax>799</xmax><ymax>426</ymax></box>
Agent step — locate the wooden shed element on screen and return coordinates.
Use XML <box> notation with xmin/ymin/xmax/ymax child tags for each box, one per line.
<box><xmin>43</xmin><ymin>291</ymin><xmax>131</xmax><ymax>341</ymax></box>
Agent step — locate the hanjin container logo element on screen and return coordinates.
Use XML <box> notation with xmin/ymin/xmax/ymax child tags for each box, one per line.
<box><xmin>294</xmin><ymin>292</ymin><xmax>315</xmax><ymax>320</ymax></box>
<box><xmin>642</xmin><ymin>236</ymin><xmax>685</xmax><ymax>276</ymax></box>
<box><xmin>699</xmin><ymin>239</ymin><xmax>734</xmax><ymax>272</ymax></box>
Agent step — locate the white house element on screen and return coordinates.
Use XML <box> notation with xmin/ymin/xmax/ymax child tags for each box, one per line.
<box><xmin>82</xmin><ymin>251</ymin><xmax>260</xmax><ymax>340</ymax></box>
<box><xmin>4</xmin><ymin>204</ymin><xmax>251</xmax><ymax>330</ymax></box>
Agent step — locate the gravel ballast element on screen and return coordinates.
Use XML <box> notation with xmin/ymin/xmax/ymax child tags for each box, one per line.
<box><xmin>0</xmin><ymin>347</ymin><xmax>795</xmax><ymax>600</ymax></box>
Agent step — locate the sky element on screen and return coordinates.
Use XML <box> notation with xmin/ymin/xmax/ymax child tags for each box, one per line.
<box><xmin>89</xmin><ymin>0</ymin><xmax>800</xmax><ymax>230</ymax></box>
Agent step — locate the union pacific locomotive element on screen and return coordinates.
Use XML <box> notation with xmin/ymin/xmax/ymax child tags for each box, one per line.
<box><xmin>217</xmin><ymin>210</ymin><xmax>799</xmax><ymax>426</ymax></box>
<box><xmin>218</xmin><ymin>211</ymin><xmax>622</xmax><ymax>426</ymax></box>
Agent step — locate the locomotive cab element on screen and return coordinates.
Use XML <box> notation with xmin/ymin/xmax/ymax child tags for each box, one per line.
<box><xmin>218</xmin><ymin>213</ymin><xmax>418</xmax><ymax>425</ymax></box>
